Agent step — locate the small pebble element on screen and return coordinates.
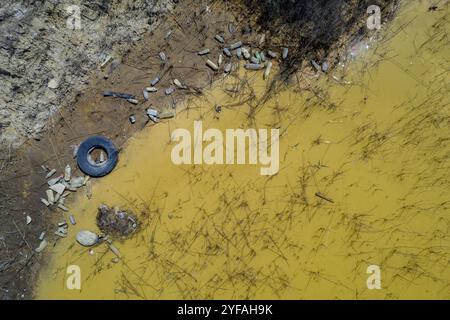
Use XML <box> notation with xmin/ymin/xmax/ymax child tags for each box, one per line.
<box><xmin>45</xmin><ymin>169</ymin><xmax>56</xmax><ymax>179</ymax></box>
<box><xmin>165</xmin><ymin>87</ymin><xmax>175</xmax><ymax>95</ymax></box>
<box><xmin>282</xmin><ymin>47</ymin><xmax>289</xmax><ymax>60</ymax></box>
<box><xmin>241</xmin><ymin>48</ymin><xmax>251</xmax><ymax>59</ymax></box>
<box><xmin>228</xmin><ymin>23</ymin><xmax>236</xmax><ymax>34</ymax></box>
<box><xmin>150</xmin><ymin>76</ymin><xmax>160</xmax><ymax>86</ymax></box>
<box><xmin>267</xmin><ymin>50</ymin><xmax>278</xmax><ymax>59</ymax></box>
<box><xmin>145</xmin><ymin>87</ymin><xmax>158</xmax><ymax>92</ymax></box>
<box><xmin>223</xmin><ymin>48</ymin><xmax>232</xmax><ymax>57</ymax></box>
<box><xmin>229</xmin><ymin>41</ymin><xmax>242</xmax><ymax>50</ymax></box>
<box><xmin>236</xmin><ymin>48</ymin><xmax>242</xmax><ymax>59</ymax></box>
<box><xmin>244</xmin><ymin>63</ymin><xmax>264</xmax><ymax>70</ymax></box>
<box><xmin>198</xmin><ymin>48</ymin><xmax>210</xmax><ymax>55</ymax></box>
<box><xmin>206</xmin><ymin>59</ymin><xmax>219</xmax><ymax>71</ymax></box>
<box><xmin>224</xmin><ymin>63</ymin><xmax>232</xmax><ymax>73</ymax></box>
<box><xmin>215</xmin><ymin>34</ymin><xmax>225</xmax><ymax>43</ymax></box>
<box><xmin>127</xmin><ymin>98</ymin><xmax>139</xmax><ymax>105</ymax></box>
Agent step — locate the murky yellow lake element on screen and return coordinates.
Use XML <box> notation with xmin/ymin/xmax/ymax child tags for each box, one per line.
<box><xmin>37</xmin><ymin>1</ymin><xmax>449</xmax><ymax>299</ymax></box>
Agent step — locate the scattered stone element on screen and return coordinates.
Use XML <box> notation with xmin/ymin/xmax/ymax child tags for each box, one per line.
<box><xmin>311</xmin><ymin>60</ymin><xmax>322</xmax><ymax>72</ymax></box>
<box><xmin>165</xmin><ymin>87</ymin><xmax>175</xmax><ymax>95</ymax></box>
<box><xmin>150</xmin><ymin>76</ymin><xmax>160</xmax><ymax>86</ymax></box>
<box><xmin>145</xmin><ymin>87</ymin><xmax>158</xmax><ymax>92</ymax></box>
<box><xmin>250</xmin><ymin>56</ymin><xmax>260</xmax><ymax>64</ymax></box>
<box><xmin>129</xmin><ymin>114</ymin><xmax>136</xmax><ymax>124</ymax></box>
<box><xmin>229</xmin><ymin>41</ymin><xmax>242</xmax><ymax>50</ymax></box>
<box><xmin>103</xmin><ymin>91</ymin><xmax>136</xmax><ymax>100</ymax></box>
<box><xmin>260</xmin><ymin>52</ymin><xmax>267</xmax><ymax>62</ymax></box>
<box><xmin>54</xmin><ymin>192</ymin><xmax>61</xmax><ymax>203</ymax></box>
<box><xmin>58</xmin><ymin>222</ymin><xmax>67</xmax><ymax>228</ymax></box>
<box><xmin>223</xmin><ymin>48</ymin><xmax>232</xmax><ymax>57</ymax></box>
<box><xmin>58</xmin><ymin>204</ymin><xmax>69</xmax><ymax>212</ymax></box>
<box><xmin>158</xmin><ymin>109</ymin><xmax>176</xmax><ymax>119</ymax></box>
<box><xmin>174</xmin><ymin>79</ymin><xmax>184</xmax><ymax>89</ymax></box>
<box><xmin>26</xmin><ymin>215</ymin><xmax>32</xmax><ymax>225</ymax></box>
<box><xmin>236</xmin><ymin>48</ymin><xmax>242</xmax><ymax>59</ymax></box>
<box><xmin>215</xmin><ymin>34</ymin><xmax>225</xmax><ymax>43</ymax></box>
<box><xmin>35</xmin><ymin>240</ymin><xmax>47</xmax><ymax>253</ymax></box>
<box><xmin>54</xmin><ymin>229</ymin><xmax>67</xmax><ymax>238</ymax></box>
<box><xmin>206</xmin><ymin>59</ymin><xmax>219</xmax><ymax>71</ymax></box>
<box><xmin>241</xmin><ymin>47</ymin><xmax>251</xmax><ymax>59</ymax></box>
<box><xmin>224</xmin><ymin>63</ymin><xmax>232</xmax><ymax>74</ymax></box>
<box><xmin>127</xmin><ymin>98</ymin><xmax>139</xmax><ymax>105</ymax></box>
<box><xmin>64</xmin><ymin>165</ymin><xmax>71</xmax><ymax>182</ymax></box>
<box><xmin>72</xmin><ymin>144</ymin><xmax>79</xmax><ymax>158</ymax></box>
<box><xmin>47</xmin><ymin>79</ymin><xmax>59</xmax><ymax>89</ymax></box>
<box><xmin>146</xmin><ymin>108</ymin><xmax>159</xmax><ymax>123</ymax></box>
<box><xmin>50</xmin><ymin>183</ymin><xmax>66</xmax><ymax>195</ymax></box>
<box><xmin>267</xmin><ymin>50</ymin><xmax>278</xmax><ymax>59</ymax></box>
<box><xmin>46</xmin><ymin>189</ymin><xmax>55</xmax><ymax>204</ymax></box>
<box><xmin>228</xmin><ymin>23</ymin><xmax>236</xmax><ymax>34</ymax></box>
<box><xmin>198</xmin><ymin>48</ymin><xmax>210</xmax><ymax>55</ymax></box>
<box><xmin>259</xmin><ymin>34</ymin><xmax>266</xmax><ymax>45</ymax></box>
<box><xmin>244</xmin><ymin>63</ymin><xmax>264</xmax><ymax>70</ymax></box>
<box><xmin>100</xmin><ymin>55</ymin><xmax>112</xmax><ymax>69</ymax></box>
<box><xmin>47</xmin><ymin>175</ymin><xmax>62</xmax><ymax>186</ymax></box>
<box><xmin>45</xmin><ymin>169</ymin><xmax>56</xmax><ymax>179</ymax></box>
<box><xmin>70</xmin><ymin>177</ymin><xmax>84</xmax><ymax>188</ymax></box>
<box><xmin>264</xmin><ymin>61</ymin><xmax>273</xmax><ymax>79</ymax></box>
<box><xmin>282</xmin><ymin>47</ymin><xmax>289</xmax><ymax>60</ymax></box>
<box><xmin>86</xmin><ymin>180</ymin><xmax>93</xmax><ymax>199</ymax></box>
<box><xmin>76</xmin><ymin>230</ymin><xmax>99</xmax><ymax>247</ymax></box>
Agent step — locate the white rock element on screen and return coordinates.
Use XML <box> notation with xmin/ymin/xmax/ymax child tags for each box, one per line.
<box><xmin>47</xmin><ymin>176</ymin><xmax>62</xmax><ymax>186</ymax></box>
<box><xmin>50</xmin><ymin>183</ymin><xmax>66</xmax><ymax>195</ymax></box>
<box><xmin>76</xmin><ymin>230</ymin><xmax>99</xmax><ymax>247</ymax></box>
<box><xmin>48</xmin><ymin>79</ymin><xmax>59</xmax><ymax>89</ymax></box>
<box><xmin>46</xmin><ymin>189</ymin><xmax>54</xmax><ymax>204</ymax></box>
<box><xmin>45</xmin><ymin>168</ymin><xmax>56</xmax><ymax>179</ymax></box>
<box><xmin>64</xmin><ymin>165</ymin><xmax>71</xmax><ymax>181</ymax></box>
<box><xmin>35</xmin><ymin>240</ymin><xmax>48</xmax><ymax>253</ymax></box>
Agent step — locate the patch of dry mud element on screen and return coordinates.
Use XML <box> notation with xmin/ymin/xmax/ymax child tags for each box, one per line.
<box><xmin>0</xmin><ymin>0</ymin><xmax>175</xmax><ymax>149</ymax></box>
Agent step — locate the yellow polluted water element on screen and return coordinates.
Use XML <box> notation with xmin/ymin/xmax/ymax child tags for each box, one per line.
<box><xmin>38</xmin><ymin>1</ymin><xmax>449</xmax><ymax>300</ymax></box>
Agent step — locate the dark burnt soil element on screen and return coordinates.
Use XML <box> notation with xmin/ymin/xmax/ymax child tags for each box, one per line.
<box><xmin>0</xmin><ymin>0</ymin><xmax>258</xmax><ymax>299</ymax></box>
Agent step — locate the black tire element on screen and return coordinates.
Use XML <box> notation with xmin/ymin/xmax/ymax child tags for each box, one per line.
<box><xmin>76</xmin><ymin>136</ymin><xmax>118</xmax><ymax>177</ymax></box>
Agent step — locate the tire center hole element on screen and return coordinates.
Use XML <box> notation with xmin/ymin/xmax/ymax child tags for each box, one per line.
<box><xmin>88</xmin><ymin>147</ymin><xmax>109</xmax><ymax>166</ymax></box>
